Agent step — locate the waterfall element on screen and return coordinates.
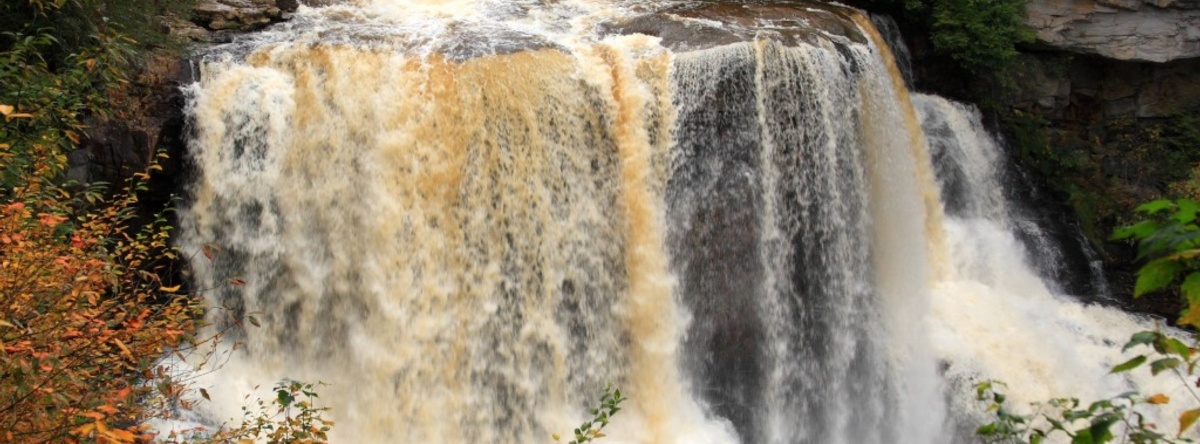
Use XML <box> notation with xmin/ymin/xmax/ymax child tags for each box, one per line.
<box><xmin>172</xmin><ymin>1</ymin><xmax>1178</xmax><ymax>443</ymax></box>
<box><xmin>915</xmin><ymin>94</ymin><xmax>1187</xmax><ymax>440</ymax></box>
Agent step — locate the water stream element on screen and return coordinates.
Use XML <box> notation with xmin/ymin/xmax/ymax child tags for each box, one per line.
<box><xmin>170</xmin><ymin>1</ymin><xmax>1183</xmax><ymax>442</ymax></box>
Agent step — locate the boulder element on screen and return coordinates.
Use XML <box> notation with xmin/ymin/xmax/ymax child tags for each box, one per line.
<box><xmin>1026</xmin><ymin>0</ymin><xmax>1200</xmax><ymax>62</ymax></box>
<box><xmin>191</xmin><ymin>0</ymin><xmax>299</xmax><ymax>33</ymax></box>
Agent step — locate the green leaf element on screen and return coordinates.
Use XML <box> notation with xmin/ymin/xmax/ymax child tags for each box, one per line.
<box><xmin>1072</xmin><ymin>428</ymin><xmax>1095</xmax><ymax>444</ymax></box>
<box><xmin>1124</xmin><ymin>331</ymin><xmax>1159</xmax><ymax>351</ymax></box>
<box><xmin>277</xmin><ymin>389</ymin><xmax>294</xmax><ymax>408</ymax></box>
<box><xmin>1150</xmin><ymin>357</ymin><xmax>1182</xmax><ymax>376</ymax></box>
<box><xmin>1111</xmin><ymin>355</ymin><xmax>1147</xmax><ymax>373</ymax></box>
<box><xmin>1137</xmin><ymin>199</ymin><xmax>1175</xmax><ymax>215</ymax></box>
<box><xmin>1165</xmin><ymin>337</ymin><xmax>1192</xmax><ymax>358</ymax></box>
<box><xmin>1088</xmin><ymin>414</ymin><xmax>1118</xmax><ymax>444</ymax></box>
<box><xmin>1113</xmin><ymin>220</ymin><xmax>1160</xmax><ymax>241</ymax></box>
<box><xmin>1182</xmin><ymin>272</ymin><xmax>1200</xmax><ymax>306</ymax></box>
<box><xmin>1176</xmin><ymin>199</ymin><xmax>1200</xmax><ymax>224</ymax></box>
<box><xmin>1135</xmin><ymin>258</ymin><xmax>1183</xmax><ymax>297</ymax></box>
<box><xmin>976</xmin><ymin>423</ymin><xmax>999</xmax><ymax>436</ymax></box>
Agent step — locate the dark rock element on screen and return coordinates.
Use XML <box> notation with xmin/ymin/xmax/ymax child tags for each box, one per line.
<box><xmin>599</xmin><ymin>1</ymin><xmax>868</xmax><ymax>52</ymax></box>
<box><xmin>1004</xmin><ymin>53</ymin><xmax>1200</xmax><ymax>121</ymax></box>
<box><xmin>70</xmin><ymin>53</ymin><xmax>193</xmax><ymax>208</ymax></box>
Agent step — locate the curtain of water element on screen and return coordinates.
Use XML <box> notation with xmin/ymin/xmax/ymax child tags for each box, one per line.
<box><xmin>183</xmin><ymin>34</ymin><xmax>743</xmax><ymax>441</ymax></box>
<box><xmin>174</xmin><ymin>2</ymin><xmax>1179</xmax><ymax>443</ymax></box>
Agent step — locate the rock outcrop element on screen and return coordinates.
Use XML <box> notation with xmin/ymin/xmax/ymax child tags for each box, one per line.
<box><xmin>1026</xmin><ymin>0</ymin><xmax>1200</xmax><ymax>62</ymax></box>
<box><xmin>600</xmin><ymin>1</ymin><xmax>867</xmax><ymax>51</ymax></box>
<box><xmin>171</xmin><ymin>0</ymin><xmax>300</xmax><ymax>42</ymax></box>
<box><xmin>1008</xmin><ymin>53</ymin><xmax>1200</xmax><ymax>118</ymax></box>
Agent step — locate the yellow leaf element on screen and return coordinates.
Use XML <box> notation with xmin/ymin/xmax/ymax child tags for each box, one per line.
<box><xmin>1180</xmin><ymin>408</ymin><xmax>1200</xmax><ymax>437</ymax></box>
<box><xmin>0</xmin><ymin>143</ymin><xmax>9</xmax><ymax>149</ymax></box>
<box><xmin>0</xmin><ymin>104</ymin><xmax>11</xmax><ymax>116</ymax></box>
<box><xmin>1179</xmin><ymin>308</ymin><xmax>1200</xmax><ymax>329</ymax></box>
<box><xmin>160</xmin><ymin>285</ymin><xmax>181</xmax><ymax>293</ymax></box>
<box><xmin>1149</xmin><ymin>393</ymin><xmax>1170</xmax><ymax>404</ymax></box>
<box><xmin>5</xmin><ymin>113</ymin><xmax>34</xmax><ymax>120</ymax></box>
<box><xmin>113</xmin><ymin>338</ymin><xmax>134</xmax><ymax>360</ymax></box>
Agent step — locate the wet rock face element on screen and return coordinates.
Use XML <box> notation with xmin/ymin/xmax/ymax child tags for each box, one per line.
<box><xmin>600</xmin><ymin>2</ymin><xmax>867</xmax><ymax>52</ymax></box>
<box><xmin>1026</xmin><ymin>0</ymin><xmax>1200</xmax><ymax>62</ymax></box>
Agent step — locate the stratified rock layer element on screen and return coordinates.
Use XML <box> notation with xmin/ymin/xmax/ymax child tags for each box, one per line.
<box><xmin>1027</xmin><ymin>0</ymin><xmax>1200</xmax><ymax>62</ymax></box>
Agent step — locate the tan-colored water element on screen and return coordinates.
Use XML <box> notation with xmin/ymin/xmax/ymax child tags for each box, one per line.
<box><xmin>175</xmin><ymin>2</ymin><xmax>1181</xmax><ymax>444</ymax></box>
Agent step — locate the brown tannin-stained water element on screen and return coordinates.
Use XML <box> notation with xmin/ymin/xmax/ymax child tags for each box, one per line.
<box><xmin>171</xmin><ymin>1</ymin><xmax>1181</xmax><ymax>443</ymax></box>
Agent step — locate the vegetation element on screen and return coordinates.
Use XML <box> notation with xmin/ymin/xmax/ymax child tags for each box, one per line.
<box><xmin>1</xmin><ymin>1</ymin><xmax>335</xmax><ymax>442</ymax></box>
<box><xmin>161</xmin><ymin>380</ymin><xmax>334</xmax><ymax>444</ymax></box>
<box><xmin>554</xmin><ymin>384</ymin><xmax>627</xmax><ymax>444</ymax></box>
<box><xmin>975</xmin><ymin>199</ymin><xmax>1200</xmax><ymax>443</ymax></box>
<box><xmin>854</xmin><ymin>0</ymin><xmax>1036</xmax><ymax>72</ymax></box>
<box><xmin>1003</xmin><ymin>106</ymin><xmax>1200</xmax><ymax>249</ymax></box>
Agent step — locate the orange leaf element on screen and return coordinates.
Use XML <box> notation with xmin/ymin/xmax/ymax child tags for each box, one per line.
<box><xmin>1149</xmin><ymin>393</ymin><xmax>1170</xmax><ymax>404</ymax></box>
<box><xmin>96</xmin><ymin>404</ymin><xmax>119</xmax><ymax>415</ymax></box>
<box><xmin>107</xmin><ymin>428</ymin><xmax>136</xmax><ymax>442</ymax></box>
<box><xmin>112</xmin><ymin>338</ymin><xmax>134</xmax><ymax>360</ymax></box>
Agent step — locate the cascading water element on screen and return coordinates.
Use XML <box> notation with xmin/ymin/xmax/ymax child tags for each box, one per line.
<box><xmin>915</xmin><ymin>94</ymin><xmax>1191</xmax><ymax>440</ymax></box>
<box><xmin>172</xmin><ymin>1</ymin><xmax>1186</xmax><ymax>443</ymax></box>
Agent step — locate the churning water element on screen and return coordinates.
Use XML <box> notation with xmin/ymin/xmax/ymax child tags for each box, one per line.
<box><xmin>171</xmin><ymin>0</ymin><xmax>1183</xmax><ymax>442</ymax></box>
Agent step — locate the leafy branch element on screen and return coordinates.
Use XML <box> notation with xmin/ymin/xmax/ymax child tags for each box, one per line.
<box><xmin>554</xmin><ymin>383</ymin><xmax>626</xmax><ymax>444</ymax></box>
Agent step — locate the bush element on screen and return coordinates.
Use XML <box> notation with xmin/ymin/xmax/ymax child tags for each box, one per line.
<box><xmin>854</xmin><ymin>0</ymin><xmax>1035</xmax><ymax>73</ymax></box>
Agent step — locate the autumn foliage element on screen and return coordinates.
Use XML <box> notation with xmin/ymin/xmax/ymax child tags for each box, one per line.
<box><xmin>0</xmin><ymin>177</ymin><xmax>199</xmax><ymax>442</ymax></box>
<box><xmin>1</xmin><ymin>2</ymin><xmax>338</xmax><ymax>442</ymax></box>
